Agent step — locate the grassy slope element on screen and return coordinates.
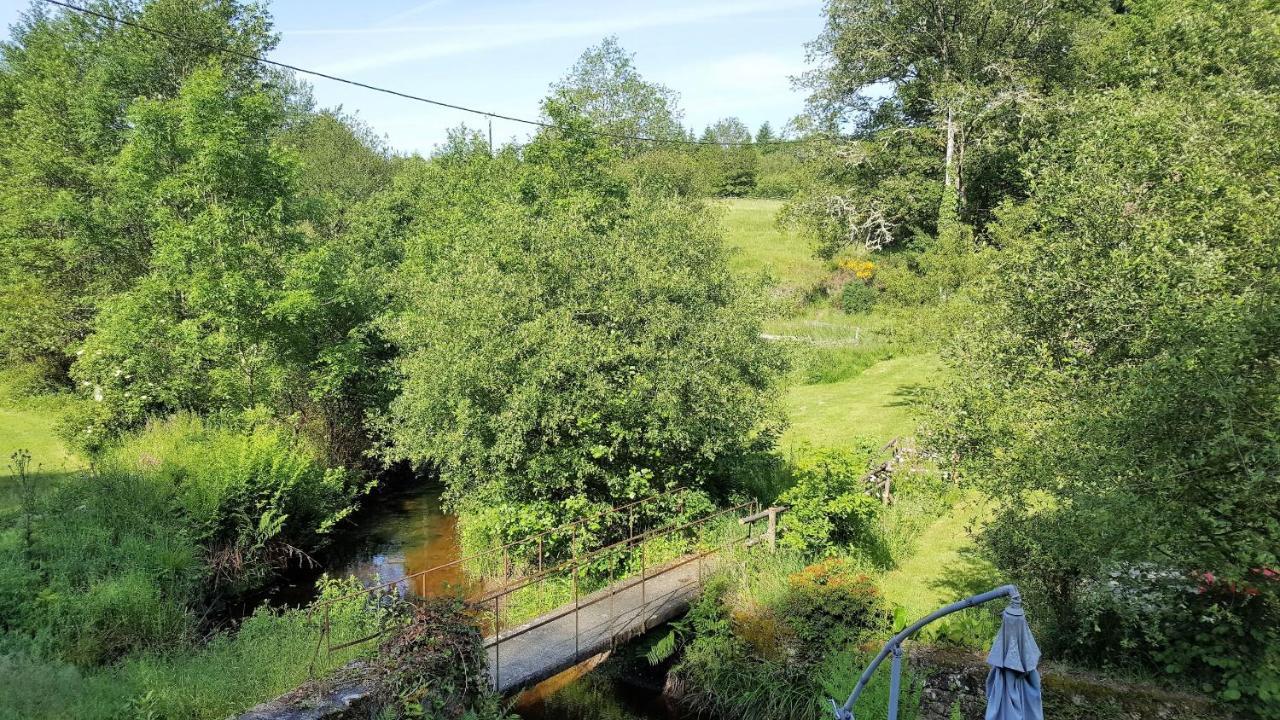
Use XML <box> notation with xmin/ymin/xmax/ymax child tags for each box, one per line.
<box><xmin>879</xmin><ymin>492</ymin><xmax>996</xmax><ymax>618</ymax></box>
<box><xmin>0</xmin><ymin>391</ymin><xmax>84</xmax><ymax>509</ymax></box>
<box><xmin>717</xmin><ymin>198</ymin><xmax>984</xmax><ymax>619</ymax></box>
<box><xmin>715</xmin><ymin>198</ymin><xmax>827</xmax><ymax>289</ymax></box>
<box><xmin>780</xmin><ymin>354</ymin><xmax>941</xmax><ymax>452</ymax></box>
<box><xmin>716</xmin><ymin>198</ymin><xmax>937</xmax><ymax>450</ymax></box>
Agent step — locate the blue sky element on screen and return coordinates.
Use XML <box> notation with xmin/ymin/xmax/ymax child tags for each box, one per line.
<box><xmin>1</xmin><ymin>0</ymin><xmax>827</xmax><ymax>154</ymax></box>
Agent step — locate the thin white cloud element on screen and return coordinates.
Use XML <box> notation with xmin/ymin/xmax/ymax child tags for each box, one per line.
<box><xmin>291</xmin><ymin>0</ymin><xmax>819</xmax><ymax>75</ymax></box>
<box><xmin>375</xmin><ymin>0</ymin><xmax>455</xmax><ymax>28</ymax></box>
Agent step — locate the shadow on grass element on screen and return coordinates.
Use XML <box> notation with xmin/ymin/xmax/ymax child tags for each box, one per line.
<box><xmin>0</xmin><ymin>468</ymin><xmax>85</xmax><ymax>514</ymax></box>
<box><xmin>886</xmin><ymin>383</ymin><xmax>932</xmax><ymax>408</ymax></box>
<box><xmin>928</xmin><ymin>544</ymin><xmax>1004</xmax><ymax>602</ymax></box>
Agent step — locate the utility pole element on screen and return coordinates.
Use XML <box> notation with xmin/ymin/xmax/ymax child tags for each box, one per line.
<box><xmin>488</xmin><ymin>116</ymin><xmax>494</xmax><ymax>157</ymax></box>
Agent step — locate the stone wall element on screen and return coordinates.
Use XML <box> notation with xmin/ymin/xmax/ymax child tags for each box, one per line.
<box><xmin>910</xmin><ymin>647</ymin><xmax>1232</xmax><ymax>720</ymax></box>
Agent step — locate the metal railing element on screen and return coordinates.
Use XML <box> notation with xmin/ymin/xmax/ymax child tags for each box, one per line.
<box><xmin>480</xmin><ymin>501</ymin><xmax>786</xmax><ymax>689</ymax></box>
<box><xmin>306</xmin><ymin>486</ymin><xmax>787</xmax><ymax>685</ymax></box>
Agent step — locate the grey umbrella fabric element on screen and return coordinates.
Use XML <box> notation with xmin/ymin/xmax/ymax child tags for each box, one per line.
<box><xmin>984</xmin><ymin>601</ymin><xmax>1044</xmax><ymax>720</ymax></box>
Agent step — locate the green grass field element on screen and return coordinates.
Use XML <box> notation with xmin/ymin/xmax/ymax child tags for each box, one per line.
<box><xmin>879</xmin><ymin>492</ymin><xmax>996</xmax><ymax>618</ymax></box>
<box><xmin>715</xmin><ymin>198</ymin><xmax>827</xmax><ymax>289</ymax></box>
<box><xmin>716</xmin><ymin>198</ymin><xmax>942</xmax><ymax>451</ymax></box>
<box><xmin>0</xmin><ymin>390</ymin><xmax>84</xmax><ymax>510</ymax></box>
<box><xmin>715</xmin><ymin>198</ymin><xmax>980</xmax><ymax>623</ymax></box>
<box><xmin>781</xmin><ymin>353</ymin><xmax>941</xmax><ymax>452</ymax></box>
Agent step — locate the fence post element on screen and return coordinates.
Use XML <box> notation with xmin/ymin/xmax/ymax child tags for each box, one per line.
<box><xmin>767</xmin><ymin>507</ymin><xmax>778</xmax><ymax>551</ymax></box>
<box><xmin>640</xmin><ymin>537</ymin><xmax>647</xmax><ymax>626</ymax></box>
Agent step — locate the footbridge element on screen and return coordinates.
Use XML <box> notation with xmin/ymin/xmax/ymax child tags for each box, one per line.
<box><xmin>309</xmin><ymin>490</ymin><xmax>785</xmax><ymax>693</ymax></box>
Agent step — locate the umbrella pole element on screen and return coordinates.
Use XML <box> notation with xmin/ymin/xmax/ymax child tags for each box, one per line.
<box><xmin>887</xmin><ymin>645</ymin><xmax>903</xmax><ymax>720</ymax></box>
<box><xmin>830</xmin><ymin>584</ymin><xmax>1020</xmax><ymax>720</ymax></box>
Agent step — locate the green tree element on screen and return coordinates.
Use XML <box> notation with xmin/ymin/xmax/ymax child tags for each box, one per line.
<box><xmin>700</xmin><ymin>117</ymin><xmax>758</xmax><ymax>197</ymax></box>
<box><xmin>934</xmin><ymin>1</ymin><xmax>1280</xmax><ymax>711</ymax></box>
<box><xmin>791</xmin><ymin>0</ymin><xmax>1096</xmax><ymax>255</ymax></box>
<box><xmin>381</xmin><ymin>105</ymin><xmax>786</xmax><ymax>523</ymax></box>
<box><xmin>755</xmin><ymin>121</ymin><xmax>777</xmax><ymax>146</ymax></box>
<box><xmin>549</xmin><ymin>36</ymin><xmax>687</xmax><ymax>152</ymax></box>
<box><xmin>68</xmin><ymin>63</ymin><xmax>299</xmax><ymax>444</ymax></box>
<box><xmin>0</xmin><ymin>0</ymin><xmax>275</xmax><ymax>375</ymax></box>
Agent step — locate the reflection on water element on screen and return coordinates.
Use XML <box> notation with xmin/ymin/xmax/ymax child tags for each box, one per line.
<box><xmin>288</xmin><ymin>481</ymin><xmax>691</xmax><ymax>720</ymax></box>
<box><xmin>514</xmin><ymin>652</ymin><xmax>690</xmax><ymax>720</ymax></box>
<box><xmin>327</xmin><ymin>485</ymin><xmax>474</xmax><ymax>598</ymax></box>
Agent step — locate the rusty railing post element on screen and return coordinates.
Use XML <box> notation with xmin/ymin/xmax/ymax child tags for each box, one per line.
<box><xmin>573</xmin><ymin>563</ymin><xmax>580</xmax><ymax>662</ymax></box>
<box><xmin>493</xmin><ymin>594</ymin><xmax>501</xmax><ymax>690</ymax></box>
<box><xmin>640</xmin><ymin>537</ymin><xmax>647</xmax><ymax>628</ymax></box>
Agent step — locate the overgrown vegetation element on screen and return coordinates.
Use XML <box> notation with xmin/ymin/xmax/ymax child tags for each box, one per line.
<box><xmin>1</xmin><ymin>0</ymin><xmax>1275</xmax><ymax>717</ymax></box>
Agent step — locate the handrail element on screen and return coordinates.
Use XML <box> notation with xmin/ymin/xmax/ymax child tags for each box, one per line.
<box><xmin>311</xmin><ymin>486</ymin><xmax>692</xmax><ymax>610</ymax></box>
<box><xmin>472</xmin><ymin>500</ymin><xmax>757</xmax><ymax>604</ymax></box>
<box><xmin>830</xmin><ymin>584</ymin><xmax>1020</xmax><ymax>720</ymax></box>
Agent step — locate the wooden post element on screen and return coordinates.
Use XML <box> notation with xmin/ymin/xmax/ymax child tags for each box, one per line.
<box><xmin>767</xmin><ymin>507</ymin><xmax>778</xmax><ymax>551</ymax></box>
<box><xmin>537</xmin><ymin>536</ymin><xmax>544</xmax><ymax>573</ymax></box>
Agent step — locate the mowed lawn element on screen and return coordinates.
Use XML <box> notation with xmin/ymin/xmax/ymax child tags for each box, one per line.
<box><xmin>0</xmin><ymin>392</ymin><xmax>84</xmax><ymax>509</ymax></box>
<box><xmin>715</xmin><ymin>198</ymin><xmax>826</xmax><ymax>289</ymax></box>
<box><xmin>781</xmin><ymin>353</ymin><xmax>942</xmax><ymax>451</ymax></box>
<box><xmin>713</xmin><ymin>197</ymin><xmax>943</xmax><ymax>451</ymax></box>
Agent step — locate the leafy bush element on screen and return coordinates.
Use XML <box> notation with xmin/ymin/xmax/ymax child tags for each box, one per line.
<box><xmin>0</xmin><ymin>416</ymin><xmax>369</xmax><ymax>667</ymax></box>
<box><xmin>1034</xmin><ymin>564</ymin><xmax>1280</xmax><ymax>715</ymax></box>
<box><xmin>780</xmin><ymin>557</ymin><xmax>891</xmax><ymax>661</ymax></box>
<box><xmin>382</xmin><ymin>108</ymin><xmax>786</xmax><ymax>522</ymax></box>
<box><xmin>674</xmin><ymin>559</ymin><xmax>913</xmax><ymax>720</ymax></box>
<box><xmin>841</xmin><ymin>280</ymin><xmax>878</xmax><ymax>314</ymax></box>
<box><xmin>102</xmin><ymin>414</ymin><xmax>370</xmax><ymax>589</ymax></box>
<box><xmin>617</xmin><ymin>148</ymin><xmax>713</xmax><ymax>198</ymax></box>
<box><xmin>778</xmin><ymin>444</ymin><xmax>884</xmax><ymax>558</ymax></box>
<box><xmin>368</xmin><ymin>598</ymin><xmax>508</xmax><ymax>720</ymax></box>
<box><xmin>935</xmin><ymin>18</ymin><xmax>1280</xmax><ymax>710</ymax></box>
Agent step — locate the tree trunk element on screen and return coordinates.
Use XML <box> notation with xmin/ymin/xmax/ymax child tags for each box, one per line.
<box><xmin>944</xmin><ymin>108</ymin><xmax>957</xmax><ymax>190</ymax></box>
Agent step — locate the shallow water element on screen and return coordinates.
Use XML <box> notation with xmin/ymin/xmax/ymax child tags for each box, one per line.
<box><xmin>326</xmin><ymin>483</ymin><xmax>474</xmax><ymax>598</ymax></box>
<box><xmin>259</xmin><ymin>480</ymin><xmax>470</xmax><ymax>607</ymax></box>
<box><xmin>277</xmin><ymin>481</ymin><xmax>692</xmax><ymax>720</ymax></box>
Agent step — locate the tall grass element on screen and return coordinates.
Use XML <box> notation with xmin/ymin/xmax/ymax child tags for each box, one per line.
<box><xmin>0</xmin><ymin>576</ymin><xmax>386</xmax><ymax>720</ymax></box>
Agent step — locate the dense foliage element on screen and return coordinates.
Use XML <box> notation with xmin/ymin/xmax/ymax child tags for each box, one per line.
<box><xmin>3</xmin><ymin>0</ymin><xmax>1277</xmax><ymax>716</ymax></box>
<box><xmin>381</xmin><ymin>106</ymin><xmax>786</xmax><ymax>539</ymax></box>
<box><xmin>929</xmin><ymin>0</ymin><xmax>1280</xmax><ymax>713</ymax></box>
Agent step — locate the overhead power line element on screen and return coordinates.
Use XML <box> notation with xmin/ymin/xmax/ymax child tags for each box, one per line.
<box><xmin>40</xmin><ymin>0</ymin><xmax>815</xmax><ymax>148</ymax></box>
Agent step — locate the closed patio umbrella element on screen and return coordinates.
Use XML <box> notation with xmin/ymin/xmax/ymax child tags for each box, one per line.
<box><xmin>985</xmin><ymin>597</ymin><xmax>1043</xmax><ymax>720</ymax></box>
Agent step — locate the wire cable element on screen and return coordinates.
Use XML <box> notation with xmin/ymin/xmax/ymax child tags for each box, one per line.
<box><xmin>40</xmin><ymin>0</ymin><xmax>817</xmax><ymax>147</ymax></box>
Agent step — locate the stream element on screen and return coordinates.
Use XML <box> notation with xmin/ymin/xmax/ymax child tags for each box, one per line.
<box><xmin>278</xmin><ymin>480</ymin><xmax>690</xmax><ymax>720</ymax></box>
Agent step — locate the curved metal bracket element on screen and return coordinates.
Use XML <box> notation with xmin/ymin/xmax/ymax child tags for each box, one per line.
<box><xmin>831</xmin><ymin>584</ymin><xmax>1020</xmax><ymax>719</ymax></box>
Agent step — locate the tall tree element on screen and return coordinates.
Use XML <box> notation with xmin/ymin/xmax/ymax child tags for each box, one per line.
<box><xmin>381</xmin><ymin>104</ymin><xmax>786</xmax><ymax>536</ymax></box>
<box><xmin>549</xmin><ymin>36</ymin><xmax>687</xmax><ymax>153</ymax></box>
<box><xmin>69</xmin><ymin>63</ymin><xmax>300</xmax><ymax>443</ymax></box>
<box><xmin>935</xmin><ymin>1</ymin><xmax>1280</xmax><ymax>711</ymax></box>
<box><xmin>0</xmin><ymin>0</ymin><xmax>276</xmax><ymax>375</ymax></box>
<box><xmin>792</xmin><ymin>0</ymin><xmax>1095</xmax><ymax>254</ymax></box>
